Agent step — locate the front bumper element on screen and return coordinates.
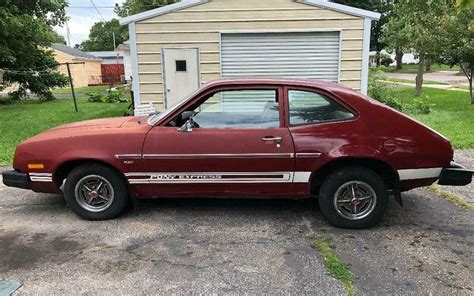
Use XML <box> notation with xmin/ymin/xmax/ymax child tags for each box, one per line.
<box><xmin>438</xmin><ymin>162</ymin><xmax>473</xmax><ymax>186</ymax></box>
<box><xmin>1</xmin><ymin>170</ymin><xmax>30</xmax><ymax>189</ymax></box>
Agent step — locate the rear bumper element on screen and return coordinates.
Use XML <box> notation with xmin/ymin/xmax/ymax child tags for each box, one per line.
<box><xmin>1</xmin><ymin>170</ymin><xmax>30</xmax><ymax>190</ymax></box>
<box><xmin>438</xmin><ymin>162</ymin><xmax>473</xmax><ymax>186</ymax></box>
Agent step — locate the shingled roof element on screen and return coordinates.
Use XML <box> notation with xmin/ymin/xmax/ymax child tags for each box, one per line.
<box><xmin>51</xmin><ymin>43</ymin><xmax>101</xmax><ymax>60</ymax></box>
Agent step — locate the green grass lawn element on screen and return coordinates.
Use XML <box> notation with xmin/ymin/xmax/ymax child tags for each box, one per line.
<box><xmin>391</xmin><ymin>87</ymin><xmax>474</xmax><ymax>149</ymax></box>
<box><xmin>381</xmin><ymin>64</ymin><xmax>460</xmax><ymax>74</ymax></box>
<box><xmin>52</xmin><ymin>85</ymin><xmax>112</xmax><ymax>95</ymax></box>
<box><xmin>0</xmin><ymin>99</ymin><xmax>128</xmax><ymax>165</ymax></box>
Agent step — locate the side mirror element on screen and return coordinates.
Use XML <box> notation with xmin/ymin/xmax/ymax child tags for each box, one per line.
<box><xmin>178</xmin><ymin>114</ymin><xmax>197</xmax><ymax>132</ymax></box>
<box><xmin>178</xmin><ymin>119</ymin><xmax>193</xmax><ymax>132</ymax></box>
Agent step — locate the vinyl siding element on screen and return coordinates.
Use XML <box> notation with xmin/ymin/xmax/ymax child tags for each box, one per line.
<box><xmin>134</xmin><ymin>0</ymin><xmax>364</xmax><ymax>107</ymax></box>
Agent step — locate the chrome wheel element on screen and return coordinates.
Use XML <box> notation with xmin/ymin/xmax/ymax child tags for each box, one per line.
<box><xmin>74</xmin><ymin>175</ymin><xmax>114</xmax><ymax>212</ymax></box>
<box><xmin>333</xmin><ymin>181</ymin><xmax>377</xmax><ymax>220</ymax></box>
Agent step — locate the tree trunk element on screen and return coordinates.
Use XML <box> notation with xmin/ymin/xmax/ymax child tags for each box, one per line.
<box><xmin>470</xmin><ymin>78</ymin><xmax>473</xmax><ymax>104</ymax></box>
<box><xmin>376</xmin><ymin>51</ymin><xmax>381</xmax><ymax>66</ymax></box>
<box><xmin>426</xmin><ymin>62</ymin><xmax>432</xmax><ymax>72</ymax></box>
<box><xmin>460</xmin><ymin>63</ymin><xmax>473</xmax><ymax>104</ymax></box>
<box><xmin>395</xmin><ymin>49</ymin><xmax>403</xmax><ymax>70</ymax></box>
<box><xmin>415</xmin><ymin>56</ymin><xmax>425</xmax><ymax>97</ymax></box>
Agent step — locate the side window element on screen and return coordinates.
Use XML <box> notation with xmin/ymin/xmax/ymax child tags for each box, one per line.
<box><xmin>193</xmin><ymin>89</ymin><xmax>280</xmax><ymax>129</ymax></box>
<box><xmin>288</xmin><ymin>90</ymin><xmax>354</xmax><ymax>126</ymax></box>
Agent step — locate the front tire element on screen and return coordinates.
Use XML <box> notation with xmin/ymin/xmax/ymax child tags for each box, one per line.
<box><xmin>318</xmin><ymin>166</ymin><xmax>388</xmax><ymax>229</ymax></box>
<box><xmin>64</xmin><ymin>164</ymin><xmax>129</xmax><ymax>220</ymax></box>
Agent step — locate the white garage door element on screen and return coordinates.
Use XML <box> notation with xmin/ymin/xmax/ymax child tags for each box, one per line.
<box><xmin>221</xmin><ymin>32</ymin><xmax>341</xmax><ymax>82</ymax></box>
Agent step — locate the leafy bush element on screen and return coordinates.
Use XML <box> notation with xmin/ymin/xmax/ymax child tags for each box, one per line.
<box><xmin>368</xmin><ymin>67</ymin><xmax>432</xmax><ymax>114</ymax></box>
<box><xmin>404</xmin><ymin>97</ymin><xmax>432</xmax><ymax>114</ymax></box>
<box><xmin>375</xmin><ymin>52</ymin><xmax>394</xmax><ymax>67</ymax></box>
<box><xmin>87</xmin><ymin>92</ymin><xmax>104</xmax><ymax>103</ymax></box>
<box><xmin>368</xmin><ymin>67</ymin><xmax>403</xmax><ymax>111</ymax></box>
<box><xmin>380</xmin><ymin>55</ymin><xmax>394</xmax><ymax>68</ymax></box>
<box><xmin>0</xmin><ymin>96</ymin><xmax>14</xmax><ymax>105</ymax></box>
<box><xmin>104</xmin><ymin>91</ymin><xmax>129</xmax><ymax>103</ymax></box>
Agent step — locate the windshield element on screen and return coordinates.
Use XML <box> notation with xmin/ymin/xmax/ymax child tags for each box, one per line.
<box><xmin>147</xmin><ymin>89</ymin><xmax>201</xmax><ymax>125</ymax></box>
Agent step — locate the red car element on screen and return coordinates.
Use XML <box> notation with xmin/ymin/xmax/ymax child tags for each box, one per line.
<box><xmin>2</xmin><ymin>79</ymin><xmax>472</xmax><ymax>228</ymax></box>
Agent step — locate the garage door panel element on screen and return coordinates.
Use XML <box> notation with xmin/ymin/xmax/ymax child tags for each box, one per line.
<box><xmin>221</xmin><ymin>32</ymin><xmax>340</xmax><ymax>82</ymax></box>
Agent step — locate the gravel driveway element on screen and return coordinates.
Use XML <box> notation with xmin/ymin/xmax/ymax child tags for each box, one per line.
<box><xmin>1</xmin><ymin>168</ymin><xmax>472</xmax><ymax>295</ymax></box>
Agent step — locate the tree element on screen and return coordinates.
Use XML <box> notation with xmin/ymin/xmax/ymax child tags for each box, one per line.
<box><xmin>79</xmin><ymin>19</ymin><xmax>128</xmax><ymax>51</ymax></box>
<box><xmin>49</xmin><ymin>29</ymin><xmax>66</xmax><ymax>44</ymax></box>
<box><xmin>332</xmin><ymin>0</ymin><xmax>396</xmax><ymax>62</ymax></box>
<box><xmin>381</xmin><ymin>0</ymin><xmax>453</xmax><ymax>96</ymax></box>
<box><xmin>440</xmin><ymin>9</ymin><xmax>474</xmax><ymax>103</ymax></box>
<box><xmin>0</xmin><ymin>0</ymin><xmax>69</xmax><ymax>100</ymax></box>
<box><xmin>115</xmin><ymin>0</ymin><xmax>179</xmax><ymax>17</ymax></box>
<box><xmin>456</xmin><ymin>0</ymin><xmax>474</xmax><ymax>10</ymax></box>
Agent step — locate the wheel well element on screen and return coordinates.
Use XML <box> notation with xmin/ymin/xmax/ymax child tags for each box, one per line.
<box><xmin>310</xmin><ymin>158</ymin><xmax>399</xmax><ymax>196</ymax></box>
<box><xmin>54</xmin><ymin>159</ymin><xmax>125</xmax><ymax>190</ymax></box>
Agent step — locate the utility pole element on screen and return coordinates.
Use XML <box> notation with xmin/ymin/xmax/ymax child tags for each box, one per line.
<box><xmin>66</xmin><ymin>22</ymin><xmax>71</xmax><ymax>47</ymax></box>
<box><xmin>65</xmin><ymin>62</ymin><xmax>79</xmax><ymax>112</ymax></box>
<box><xmin>112</xmin><ymin>32</ymin><xmax>116</xmax><ymax>49</ymax></box>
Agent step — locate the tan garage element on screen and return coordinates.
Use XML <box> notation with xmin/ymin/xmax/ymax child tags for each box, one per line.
<box><xmin>120</xmin><ymin>0</ymin><xmax>380</xmax><ymax>111</ymax></box>
<box><xmin>52</xmin><ymin>43</ymin><xmax>103</xmax><ymax>88</ymax></box>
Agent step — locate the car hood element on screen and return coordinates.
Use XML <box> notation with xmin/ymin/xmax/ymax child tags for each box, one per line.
<box><xmin>47</xmin><ymin>116</ymin><xmax>144</xmax><ymax>132</ymax></box>
<box><xmin>20</xmin><ymin>116</ymin><xmax>149</xmax><ymax>146</ymax></box>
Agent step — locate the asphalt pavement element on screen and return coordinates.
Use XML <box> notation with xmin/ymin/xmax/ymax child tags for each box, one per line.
<box><xmin>0</xmin><ymin>169</ymin><xmax>472</xmax><ymax>295</ymax></box>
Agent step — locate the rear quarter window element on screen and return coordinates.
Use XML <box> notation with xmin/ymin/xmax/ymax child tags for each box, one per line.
<box><xmin>288</xmin><ymin>90</ymin><xmax>354</xmax><ymax>126</ymax></box>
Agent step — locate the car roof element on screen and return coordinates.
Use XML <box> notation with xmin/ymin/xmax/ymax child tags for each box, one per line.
<box><xmin>203</xmin><ymin>78</ymin><xmax>357</xmax><ymax>94</ymax></box>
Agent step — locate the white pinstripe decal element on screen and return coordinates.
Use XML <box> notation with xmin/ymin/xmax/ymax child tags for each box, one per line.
<box><xmin>125</xmin><ymin>172</ymin><xmax>312</xmax><ymax>184</ymax></box>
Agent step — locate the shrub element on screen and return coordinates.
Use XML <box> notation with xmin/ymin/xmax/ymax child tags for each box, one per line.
<box><xmin>87</xmin><ymin>92</ymin><xmax>104</xmax><ymax>103</ymax></box>
<box><xmin>375</xmin><ymin>52</ymin><xmax>394</xmax><ymax>67</ymax></box>
<box><xmin>380</xmin><ymin>55</ymin><xmax>394</xmax><ymax>68</ymax></box>
<box><xmin>104</xmin><ymin>91</ymin><xmax>129</xmax><ymax>103</ymax></box>
<box><xmin>0</xmin><ymin>96</ymin><xmax>14</xmax><ymax>105</ymax></box>
<box><xmin>368</xmin><ymin>67</ymin><xmax>403</xmax><ymax>111</ymax></box>
<box><xmin>405</xmin><ymin>97</ymin><xmax>432</xmax><ymax>114</ymax></box>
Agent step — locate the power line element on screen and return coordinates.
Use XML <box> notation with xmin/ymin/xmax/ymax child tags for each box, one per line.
<box><xmin>1</xmin><ymin>63</ymin><xmax>59</xmax><ymax>72</ymax></box>
<box><xmin>69</xmin><ymin>6</ymin><xmax>115</xmax><ymax>9</ymax></box>
<box><xmin>2</xmin><ymin>62</ymin><xmax>84</xmax><ymax>74</ymax></box>
<box><xmin>90</xmin><ymin>0</ymin><xmax>106</xmax><ymax>22</ymax></box>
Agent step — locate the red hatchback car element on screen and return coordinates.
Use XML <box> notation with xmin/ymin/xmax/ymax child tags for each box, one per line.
<box><xmin>2</xmin><ymin>79</ymin><xmax>472</xmax><ymax>228</ymax></box>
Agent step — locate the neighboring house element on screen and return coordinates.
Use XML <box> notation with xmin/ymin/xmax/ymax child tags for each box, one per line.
<box><xmin>120</xmin><ymin>0</ymin><xmax>380</xmax><ymax>111</ymax></box>
<box><xmin>87</xmin><ymin>51</ymin><xmax>124</xmax><ymax>65</ymax></box>
<box><xmin>87</xmin><ymin>51</ymin><xmax>125</xmax><ymax>84</ymax></box>
<box><xmin>51</xmin><ymin>43</ymin><xmax>102</xmax><ymax>87</ymax></box>
<box><xmin>117</xmin><ymin>41</ymin><xmax>133</xmax><ymax>82</ymax></box>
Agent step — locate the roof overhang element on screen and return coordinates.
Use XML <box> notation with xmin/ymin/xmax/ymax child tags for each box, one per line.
<box><xmin>120</xmin><ymin>0</ymin><xmax>207</xmax><ymax>25</ymax></box>
<box><xmin>297</xmin><ymin>0</ymin><xmax>380</xmax><ymax>20</ymax></box>
<box><xmin>119</xmin><ymin>0</ymin><xmax>380</xmax><ymax>25</ymax></box>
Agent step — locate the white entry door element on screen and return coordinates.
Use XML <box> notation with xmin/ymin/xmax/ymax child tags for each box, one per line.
<box><xmin>162</xmin><ymin>48</ymin><xmax>200</xmax><ymax>108</ymax></box>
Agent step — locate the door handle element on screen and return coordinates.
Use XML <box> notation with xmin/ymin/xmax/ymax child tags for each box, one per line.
<box><xmin>262</xmin><ymin>136</ymin><xmax>282</xmax><ymax>143</ymax></box>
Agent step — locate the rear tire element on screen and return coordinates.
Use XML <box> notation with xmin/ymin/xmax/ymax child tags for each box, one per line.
<box><xmin>64</xmin><ymin>164</ymin><xmax>129</xmax><ymax>220</ymax></box>
<box><xmin>318</xmin><ymin>166</ymin><xmax>388</xmax><ymax>229</ymax></box>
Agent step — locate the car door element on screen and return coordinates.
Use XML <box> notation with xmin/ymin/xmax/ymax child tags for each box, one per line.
<box><xmin>139</xmin><ymin>86</ymin><xmax>297</xmax><ymax>197</ymax></box>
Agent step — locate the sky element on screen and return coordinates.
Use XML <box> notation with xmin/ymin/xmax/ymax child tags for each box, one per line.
<box><xmin>55</xmin><ymin>0</ymin><xmax>125</xmax><ymax>47</ymax></box>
